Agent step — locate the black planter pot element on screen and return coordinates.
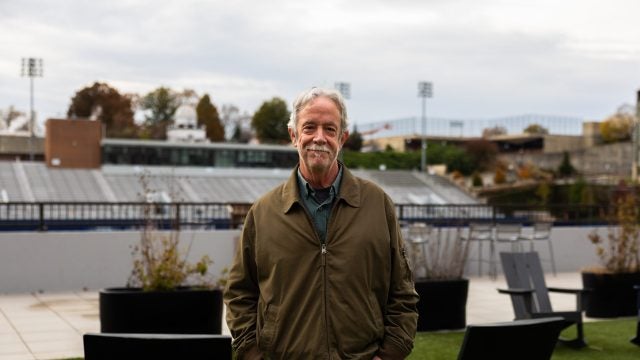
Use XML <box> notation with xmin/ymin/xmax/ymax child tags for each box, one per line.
<box><xmin>582</xmin><ymin>271</ymin><xmax>640</xmax><ymax>318</ymax></box>
<box><xmin>415</xmin><ymin>278</ymin><xmax>469</xmax><ymax>331</ymax></box>
<box><xmin>100</xmin><ymin>287</ymin><xmax>223</xmax><ymax>334</ymax></box>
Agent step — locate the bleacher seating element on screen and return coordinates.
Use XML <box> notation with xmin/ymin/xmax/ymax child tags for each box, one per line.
<box><xmin>0</xmin><ymin>162</ymin><xmax>478</xmax><ymax>205</ymax></box>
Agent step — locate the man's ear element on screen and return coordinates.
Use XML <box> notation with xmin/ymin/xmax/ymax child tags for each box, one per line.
<box><xmin>288</xmin><ymin>127</ymin><xmax>297</xmax><ymax>146</ymax></box>
<box><xmin>340</xmin><ymin>130</ymin><xmax>349</xmax><ymax>147</ymax></box>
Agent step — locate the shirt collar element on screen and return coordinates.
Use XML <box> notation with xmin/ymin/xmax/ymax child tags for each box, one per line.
<box><xmin>297</xmin><ymin>165</ymin><xmax>343</xmax><ymax>200</ymax></box>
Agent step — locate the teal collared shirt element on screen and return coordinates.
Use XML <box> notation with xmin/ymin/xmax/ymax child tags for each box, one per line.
<box><xmin>296</xmin><ymin>166</ymin><xmax>343</xmax><ymax>243</ymax></box>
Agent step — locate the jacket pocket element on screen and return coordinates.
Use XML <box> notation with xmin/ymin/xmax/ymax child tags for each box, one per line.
<box><xmin>258</xmin><ymin>304</ymin><xmax>279</xmax><ymax>351</ymax></box>
<box><xmin>401</xmin><ymin>246</ymin><xmax>414</xmax><ymax>282</ymax></box>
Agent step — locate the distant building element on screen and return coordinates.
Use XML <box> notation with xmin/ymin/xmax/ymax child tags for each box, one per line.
<box><xmin>166</xmin><ymin>105</ymin><xmax>208</xmax><ymax>143</ymax></box>
<box><xmin>101</xmin><ymin>139</ymin><xmax>297</xmax><ymax>168</ymax></box>
<box><xmin>45</xmin><ymin>118</ymin><xmax>102</xmax><ymax>168</ymax></box>
<box><xmin>0</xmin><ymin>134</ymin><xmax>44</xmax><ymax>161</ymax></box>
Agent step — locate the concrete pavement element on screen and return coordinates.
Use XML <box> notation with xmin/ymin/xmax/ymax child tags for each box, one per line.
<box><xmin>0</xmin><ymin>272</ymin><xmax>584</xmax><ymax>360</ymax></box>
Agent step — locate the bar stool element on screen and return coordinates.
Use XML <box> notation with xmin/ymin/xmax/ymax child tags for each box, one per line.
<box><xmin>523</xmin><ymin>222</ymin><xmax>557</xmax><ymax>276</ymax></box>
<box><xmin>407</xmin><ymin>222</ymin><xmax>433</xmax><ymax>278</ymax></box>
<box><xmin>494</xmin><ymin>223</ymin><xmax>524</xmax><ymax>252</ymax></box>
<box><xmin>463</xmin><ymin>222</ymin><xmax>495</xmax><ymax>277</ymax></box>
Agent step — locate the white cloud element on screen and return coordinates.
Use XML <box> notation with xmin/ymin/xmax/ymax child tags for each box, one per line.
<box><xmin>1</xmin><ymin>0</ymin><xmax>639</xmax><ymax>131</ymax></box>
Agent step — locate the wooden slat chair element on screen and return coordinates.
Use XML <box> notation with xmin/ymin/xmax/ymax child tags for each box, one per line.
<box><xmin>457</xmin><ymin>317</ymin><xmax>566</xmax><ymax>360</ymax></box>
<box><xmin>632</xmin><ymin>285</ymin><xmax>640</xmax><ymax>346</ymax></box>
<box><xmin>83</xmin><ymin>333</ymin><xmax>232</xmax><ymax>360</ymax></box>
<box><xmin>498</xmin><ymin>252</ymin><xmax>589</xmax><ymax>348</ymax></box>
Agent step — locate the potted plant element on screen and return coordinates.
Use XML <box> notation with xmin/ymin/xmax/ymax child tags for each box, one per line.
<box><xmin>100</xmin><ymin>173</ymin><xmax>227</xmax><ymax>334</ymax></box>
<box><xmin>583</xmin><ymin>188</ymin><xmax>640</xmax><ymax>318</ymax></box>
<box><xmin>406</xmin><ymin>223</ymin><xmax>470</xmax><ymax>331</ymax></box>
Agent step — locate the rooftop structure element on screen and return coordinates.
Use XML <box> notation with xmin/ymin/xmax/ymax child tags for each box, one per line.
<box><xmin>166</xmin><ymin>104</ymin><xmax>208</xmax><ymax>143</ymax></box>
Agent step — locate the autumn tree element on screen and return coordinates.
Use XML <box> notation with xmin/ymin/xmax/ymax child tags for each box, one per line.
<box><xmin>0</xmin><ymin>106</ymin><xmax>26</xmax><ymax>130</ymax></box>
<box><xmin>464</xmin><ymin>139</ymin><xmax>498</xmax><ymax>171</ymax></box>
<box><xmin>523</xmin><ymin>123</ymin><xmax>549</xmax><ymax>135</ymax></box>
<box><xmin>140</xmin><ymin>86</ymin><xmax>181</xmax><ymax>124</ymax></box>
<box><xmin>251</xmin><ymin>97</ymin><xmax>290</xmax><ymax>144</ymax></box>
<box><xmin>557</xmin><ymin>151</ymin><xmax>576</xmax><ymax>178</ymax></box>
<box><xmin>139</xmin><ymin>86</ymin><xmax>181</xmax><ymax>139</ymax></box>
<box><xmin>196</xmin><ymin>94</ymin><xmax>224</xmax><ymax>142</ymax></box>
<box><xmin>343</xmin><ymin>125</ymin><xmax>363</xmax><ymax>151</ymax></box>
<box><xmin>600</xmin><ymin>105</ymin><xmax>635</xmax><ymax>143</ymax></box>
<box><xmin>67</xmin><ymin>82</ymin><xmax>137</xmax><ymax>138</ymax></box>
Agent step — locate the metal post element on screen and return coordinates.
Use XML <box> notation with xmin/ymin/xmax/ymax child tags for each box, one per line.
<box><xmin>421</xmin><ymin>96</ymin><xmax>427</xmax><ymax>171</ymax></box>
<box><xmin>175</xmin><ymin>203</ymin><xmax>181</xmax><ymax>231</ymax></box>
<box><xmin>634</xmin><ymin>90</ymin><xmax>640</xmax><ymax>183</ymax></box>
<box><xmin>21</xmin><ymin>58</ymin><xmax>43</xmax><ymax>162</ymax></box>
<box><xmin>417</xmin><ymin>82</ymin><xmax>433</xmax><ymax>173</ymax></box>
<box><xmin>29</xmin><ymin>76</ymin><xmax>34</xmax><ymax>161</ymax></box>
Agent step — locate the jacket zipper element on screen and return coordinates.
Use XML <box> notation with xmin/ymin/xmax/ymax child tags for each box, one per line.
<box><xmin>301</xmin><ymin>197</ymin><xmax>340</xmax><ymax>359</ymax></box>
<box><xmin>323</xmin><ymin>200</ymin><xmax>340</xmax><ymax>359</ymax></box>
<box><xmin>321</xmin><ymin>242</ymin><xmax>330</xmax><ymax>358</ymax></box>
<box><xmin>299</xmin><ymin>205</ymin><xmax>332</xmax><ymax>358</ymax></box>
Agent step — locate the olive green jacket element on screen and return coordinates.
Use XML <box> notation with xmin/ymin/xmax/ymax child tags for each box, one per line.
<box><xmin>224</xmin><ymin>166</ymin><xmax>419</xmax><ymax>359</ymax></box>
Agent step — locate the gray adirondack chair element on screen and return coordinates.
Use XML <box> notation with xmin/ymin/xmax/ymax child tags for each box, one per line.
<box><xmin>632</xmin><ymin>285</ymin><xmax>640</xmax><ymax>346</ymax></box>
<box><xmin>457</xmin><ymin>317</ymin><xmax>565</xmax><ymax>360</ymax></box>
<box><xmin>498</xmin><ymin>252</ymin><xmax>589</xmax><ymax>348</ymax></box>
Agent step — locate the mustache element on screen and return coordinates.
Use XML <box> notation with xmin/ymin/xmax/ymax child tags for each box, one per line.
<box><xmin>305</xmin><ymin>146</ymin><xmax>331</xmax><ymax>153</ymax></box>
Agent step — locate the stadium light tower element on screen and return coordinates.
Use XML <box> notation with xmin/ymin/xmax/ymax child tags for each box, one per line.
<box><xmin>334</xmin><ymin>82</ymin><xmax>351</xmax><ymax>100</ymax></box>
<box><xmin>21</xmin><ymin>57</ymin><xmax>43</xmax><ymax>161</ymax></box>
<box><xmin>335</xmin><ymin>82</ymin><xmax>352</xmax><ymax>130</ymax></box>
<box><xmin>633</xmin><ymin>89</ymin><xmax>640</xmax><ymax>182</ymax></box>
<box><xmin>418</xmin><ymin>81</ymin><xmax>433</xmax><ymax>173</ymax></box>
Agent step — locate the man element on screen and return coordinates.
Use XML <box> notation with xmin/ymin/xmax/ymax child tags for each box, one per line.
<box><xmin>224</xmin><ymin>87</ymin><xmax>419</xmax><ymax>359</ymax></box>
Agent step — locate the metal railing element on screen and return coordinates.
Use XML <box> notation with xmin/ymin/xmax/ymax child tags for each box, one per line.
<box><xmin>0</xmin><ymin>202</ymin><xmax>611</xmax><ymax>232</ymax></box>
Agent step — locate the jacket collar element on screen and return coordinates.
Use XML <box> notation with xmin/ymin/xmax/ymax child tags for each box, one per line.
<box><xmin>282</xmin><ymin>162</ymin><xmax>361</xmax><ymax>214</ymax></box>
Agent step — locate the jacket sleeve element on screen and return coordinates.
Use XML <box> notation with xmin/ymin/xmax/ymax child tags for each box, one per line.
<box><xmin>378</xmin><ymin>195</ymin><xmax>419</xmax><ymax>360</ymax></box>
<box><xmin>223</xmin><ymin>209</ymin><xmax>262</xmax><ymax>359</ymax></box>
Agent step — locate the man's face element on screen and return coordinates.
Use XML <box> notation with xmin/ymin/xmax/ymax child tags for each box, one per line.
<box><xmin>289</xmin><ymin>96</ymin><xmax>348</xmax><ymax>177</ymax></box>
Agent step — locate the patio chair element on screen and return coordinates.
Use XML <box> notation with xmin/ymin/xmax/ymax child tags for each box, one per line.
<box><xmin>462</xmin><ymin>222</ymin><xmax>495</xmax><ymax>277</ymax></box>
<box><xmin>406</xmin><ymin>222</ymin><xmax>433</xmax><ymax>277</ymax></box>
<box><xmin>83</xmin><ymin>333</ymin><xmax>232</xmax><ymax>360</ymax></box>
<box><xmin>498</xmin><ymin>252</ymin><xmax>589</xmax><ymax>348</ymax></box>
<box><xmin>494</xmin><ymin>222</ymin><xmax>525</xmax><ymax>252</ymax></box>
<box><xmin>521</xmin><ymin>222</ymin><xmax>557</xmax><ymax>276</ymax></box>
<box><xmin>632</xmin><ymin>285</ymin><xmax>640</xmax><ymax>346</ymax></box>
<box><xmin>457</xmin><ymin>317</ymin><xmax>565</xmax><ymax>360</ymax></box>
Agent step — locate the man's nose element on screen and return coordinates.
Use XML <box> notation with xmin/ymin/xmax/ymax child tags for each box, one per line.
<box><xmin>313</xmin><ymin>129</ymin><xmax>327</xmax><ymax>143</ymax></box>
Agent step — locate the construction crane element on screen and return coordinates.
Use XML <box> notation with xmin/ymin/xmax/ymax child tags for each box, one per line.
<box><xmin>359</xmin><ymin>123</ymin><xmax>392</xmax><ymax>137</ymax></box>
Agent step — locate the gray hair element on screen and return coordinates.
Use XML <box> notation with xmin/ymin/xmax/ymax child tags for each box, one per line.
<box><xmin>287</xmin><ymin>87</ymin><xmax>349</xmax><ymax>136</ymax></box>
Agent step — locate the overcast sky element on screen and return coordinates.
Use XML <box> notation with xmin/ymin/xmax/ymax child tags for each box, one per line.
<box><xmin>2</xmin><ymin>0</ymin><xmax>640</xmax><ymax>133</ymax></box>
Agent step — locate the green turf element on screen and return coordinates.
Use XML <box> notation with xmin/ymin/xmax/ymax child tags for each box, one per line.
<box><xmin>408</xmin><ymin>318</ymin><xmax>639</xmax><ymax>360</ymax></box>
<box><xmin>62</xmin><ymin>319</ymin><xmax>639</xmax><ymax>360</ymax></box>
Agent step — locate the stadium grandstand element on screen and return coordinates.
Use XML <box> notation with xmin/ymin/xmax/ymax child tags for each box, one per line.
<box><xmin>0</xmin><ymin>161</ymin><xmax>476</xmax><ymax>204</ymax></box>
<box><xmin>0</xmin><ymin>161</ymin><xmax>486</xmax><ymax>231</ymax></box>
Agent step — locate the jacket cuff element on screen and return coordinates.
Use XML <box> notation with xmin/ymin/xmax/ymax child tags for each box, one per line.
<box><xmin>378</xmin><ymin>339</ymin><xmax>410</xmax><ymax>360</ymax></box>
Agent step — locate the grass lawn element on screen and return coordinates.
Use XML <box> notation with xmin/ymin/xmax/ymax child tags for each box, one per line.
<box><xmin>409</xmin><ymin>318</ymin><xmax>639</xmax><ymax>360</ymax></box>
<box><xmin>61</xmin><ymin>319</ymin><xmax>639</xmax><ymax>359</ymax></box>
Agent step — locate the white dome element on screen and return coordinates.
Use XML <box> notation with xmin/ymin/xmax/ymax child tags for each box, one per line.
<box><xmin>174</xmin><ymin>105</ymin><xmax>197</xmax><ymax>127</ymax></box>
